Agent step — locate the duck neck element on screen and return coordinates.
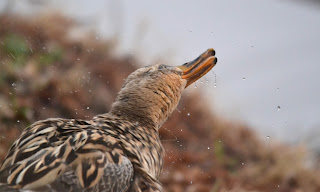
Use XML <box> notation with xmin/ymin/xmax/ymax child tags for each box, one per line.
<box><xmin>109</xmin><ymin>81</ymin><xmax>185</xmax><ymax>130</ymax></box>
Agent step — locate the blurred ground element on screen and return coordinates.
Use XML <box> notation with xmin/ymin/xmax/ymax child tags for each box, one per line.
<box><xmin>0</xmin><ymin>14</ymin><xmax>320</xmax><ymax>192</ymax></box>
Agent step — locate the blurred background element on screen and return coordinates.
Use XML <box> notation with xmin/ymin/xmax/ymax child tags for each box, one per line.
<box><xmin>0</xmin><ymin>0</ymin><xmax>320</xmax><ymax>191</ymax></box>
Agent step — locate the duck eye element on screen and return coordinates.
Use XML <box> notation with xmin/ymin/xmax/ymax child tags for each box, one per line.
<box><xmin>158</xmin><ymin>65</ymin><xmax>167</xmax><ymax>70</ymax></box>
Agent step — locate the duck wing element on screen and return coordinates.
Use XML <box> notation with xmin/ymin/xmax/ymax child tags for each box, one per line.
<box><xmin>0</xmin><ymin>118</ymin><xmax>133</xmax><ymax>192</ymax></box>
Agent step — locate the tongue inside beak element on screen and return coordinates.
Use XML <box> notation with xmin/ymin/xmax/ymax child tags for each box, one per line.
<box><xmin>178</xmin><ymin>48</ymin><xmax>217</xmax><ymax>87</ymax></box>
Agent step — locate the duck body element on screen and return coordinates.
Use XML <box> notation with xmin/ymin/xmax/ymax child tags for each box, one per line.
<box><xmin>0</xmin><ymin>115</ymin><xmax>162</xmax><ymax>192</ymax></box>
<box><xmin>0</xmin><ymin>49</ymin><xmax>217</xmax><ymax>192</ymax></box>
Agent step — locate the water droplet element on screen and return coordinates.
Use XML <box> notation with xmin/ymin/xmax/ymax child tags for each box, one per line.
<box><xmin>17</xmin><ymin>120</ymin><xmax>20</xmax><ymax>123</ymax></box>
<box><xmin>207</xmin><ymin>147</ymin><xmax>210</xmax><ymax>150</ymax></box>
<box><xmin>87</xmin><ymin>107</ymin><xmax>90</xmax><ymax>110</ymax></box>
<box><xmin>284</xmin><ymin>122</ymin><xmax>287</xmax><ymax>124</ymax></box>
<box><xmin>187</xmin><ymin>165</ymin><xmax>191</xmax><ymax>168</ymax></box>
<box><xmin>241</xmin><ymin>162</ymin><xmax>244</xmax><ymax>165</ymax></box>
<box><xmin>194</xmin><ymin>82</ymin><xmax>197</xmax><ymax>88</ymax></box>
<box><xmin>277</xmin><ymin>106</ymin><xmax>281</xmax><ymax>111</ymax></box>
<box><xmin>211</xmin><ymin>71</ymin><xmax>218</xmax><ymax>87</ymax></box>
<box><xmin>42</xmin><ymin>46</ymin><xmax>46</xmax><ymax>50</ymax></box>
<box><xmin>277</xmin><ymin>88</ymin><xmax>280</xmax><ymax>90</ymax></box>
<box><xmin>243</xmin><ymin>77</ymin><xmax>246</xmax><ymax>80</ymax></box>
<box><xmin>211</xmin><ymin>32</ymin><xmax>214</xmax><ymax>35</ymax></box>
<box><xmin>190</xmin><ymin>181</ymin><xmax>193</xmax><ymax>184</ymax></box>
<box><xmin>10</xmin><ymin>53</ymin><xmax>16</xmax><ymax>59</ymax></box>
<box><xmin>187</xmin><ymin>113</ymin><xmax>190</xmax><ymax>116</ymax></box>
<box><xmin>77</xmin><ymin>58</ymin><xmax>80</xmax><ymax>61</ymax></box>
<box><xmin>200</xmin><ymin>80</ymin><xmax>203</xmax><ymax>84</ymax></box>
<box><xmin>267</xmin><ymin>136</ymin><xmax>270</xmax><ymax>139</ymax></box>
<box><xmin>11</xmin><ymin>83</ymin><xmax>16</xmax><ymax>87</ymax></box>
<box><xmin>277</xmin><ymin>185</ymin><xmax>280</xmax><ymax>188</ymax></box>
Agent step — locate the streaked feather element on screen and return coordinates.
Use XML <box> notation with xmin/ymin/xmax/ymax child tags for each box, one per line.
<box><xmin>0</xmin><ymin>118</ymin><xmax>136</xmax><ymax>191</ymax></box>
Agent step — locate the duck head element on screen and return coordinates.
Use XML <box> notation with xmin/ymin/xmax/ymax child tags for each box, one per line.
<box><xmin>110</xmin><ymin>49</ymin><xmax>217</xmax><ymax>129</ymax></box>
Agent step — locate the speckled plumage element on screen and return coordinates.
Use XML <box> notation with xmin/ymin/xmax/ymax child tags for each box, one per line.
<box><xmin>0</xmin><ymin>49</ymin><xmax>217</xmax><ymax>192</ymax></box>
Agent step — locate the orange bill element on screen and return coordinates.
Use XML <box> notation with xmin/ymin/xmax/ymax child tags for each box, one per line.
<box><xmin>178</xmin><ymin>48</ymin><xmax>217</xmax><ymax>87</ymax></box>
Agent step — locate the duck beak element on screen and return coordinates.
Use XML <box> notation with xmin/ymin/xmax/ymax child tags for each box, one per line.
<box><xmin>178</xmin><ymin>48</ymin><xmax>217</xmax><ymax>87</ymax></box>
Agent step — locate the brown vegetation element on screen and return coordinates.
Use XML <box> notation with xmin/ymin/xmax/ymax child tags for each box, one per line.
<box><xmin>0</xmin><ymin>14</ymin><xmax>319</xmax><ymax>192</ymax></box>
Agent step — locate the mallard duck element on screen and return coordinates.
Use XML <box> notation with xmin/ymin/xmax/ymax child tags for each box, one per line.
<box><xmin>0</xmin><ymin>49</ymin><xmax>217</xmax><ymax>192</ymax></box>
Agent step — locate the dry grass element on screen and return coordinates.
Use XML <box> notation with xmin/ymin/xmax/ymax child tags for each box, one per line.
<box><xmin>0</xmin><ymin>14</ymin><xmax>319</xmax><ymax>192</ymax></box>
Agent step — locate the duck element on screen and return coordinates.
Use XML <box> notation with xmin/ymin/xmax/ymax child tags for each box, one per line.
<box><xmin>0</xmin><ymin>48</ymin><xmax>217</xmax><ymax>192</ymax></box>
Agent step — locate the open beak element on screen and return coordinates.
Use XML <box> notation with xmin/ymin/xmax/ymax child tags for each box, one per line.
<box><xmin>178</xmin><ymin>48</ymin><xmax>217</xmax><ymax>87</ymax></box>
